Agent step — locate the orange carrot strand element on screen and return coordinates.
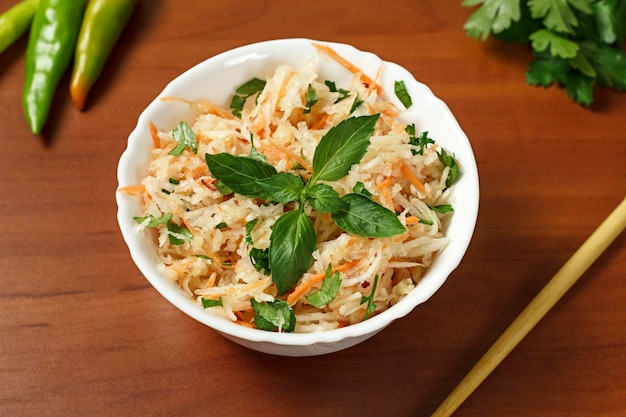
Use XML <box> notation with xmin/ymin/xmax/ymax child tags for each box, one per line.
<box><xmin>400</xmin><ymin>161</ymin><xmax>428</xmax><ymax>195</ymax></box>
<box><xmin>313</xmin><ymin>43</ymin><xmax>383</xmax><ymax>95</ymax></box>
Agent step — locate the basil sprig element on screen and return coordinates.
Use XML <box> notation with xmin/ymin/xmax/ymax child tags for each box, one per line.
<box><xmin>205</xmin><ymin>113</ymin><xmax>406</xmax><ymax>296</ymax></box>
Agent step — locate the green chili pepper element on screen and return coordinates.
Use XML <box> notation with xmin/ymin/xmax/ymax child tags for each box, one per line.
<box><xmin>0</xmin><ymin>0</ymin><xmax>40</xmax><ymax>55</ymax></box>
<box><xmin>22</xmin><ymin>0</ymin><xmax>85</xmax><ymax>135</ymax></box>
<box><xmin>70</xmin><ymin>0</ymin><xmax>138</xmax><ymax>110</ymax></box>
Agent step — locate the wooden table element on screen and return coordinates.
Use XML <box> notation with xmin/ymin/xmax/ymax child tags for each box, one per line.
<box><xmin>1</xmin><ymin>1</ymin><xmax>625</xmax><ymax>416</ymax></box>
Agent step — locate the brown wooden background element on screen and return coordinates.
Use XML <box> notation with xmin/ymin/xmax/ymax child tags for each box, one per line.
<box><xmin>1</xmin><ymin>1</ymin><xmax>625</xmax><ymax>416</ymax></box>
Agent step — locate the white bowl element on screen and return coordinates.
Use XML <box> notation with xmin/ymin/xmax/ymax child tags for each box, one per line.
<box><xmin>116</xmin><ymin>38</ymin><xmax>479</xmax><ymax>356</ymax></box>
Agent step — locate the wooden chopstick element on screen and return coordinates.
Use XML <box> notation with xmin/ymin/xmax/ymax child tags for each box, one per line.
<box><xmin>431</xmin><ymin>196</ymin><xmax>626</xmax><ymax>417</ymax></box>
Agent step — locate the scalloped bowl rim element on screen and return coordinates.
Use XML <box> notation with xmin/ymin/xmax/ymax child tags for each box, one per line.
<box><xmin>116</xmin><ymin>38</ymin><xmax>479</xmax><ymax>355</ymax></box>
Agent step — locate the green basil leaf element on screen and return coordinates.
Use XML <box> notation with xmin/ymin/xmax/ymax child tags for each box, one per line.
<box><xmin>168</xmin><ymin>121</ymin><xmax>197</xmax><ymax>156</ymax></box>
<box><xmin>256</xmin><ymin>173</ymin><xmax>305</xmax><ymax>203</ymax></box>
<box><xmin>205</xmin><ymin>152</ymin><xmax>277</xmax><ymax>198</ymax></box>
<box><xmin>305</xmin><ymin>183</ymin><xmax>347</xmax><ymax>214</ymax></box>
<box><xmin>269</xmin><ymin>210</ymin><xmax>316</xmax><ymax>295</ymax></box>
<box><xmin>311</xmin><ymin>114</ymin><xmax>380</xmax><ymax>183</ymax></box>
<box><xmin>134</xmin><ymin>212</ymin><xmax>172</xmax><ymax>228</ymax></box>
<box><xmin>360</xmin><ymin>274</ymin><xmax>379</xmax><ymax>320</ymax></box>
<box><xmin>251</xmin><ymin>299</ymin><xmax>295</xmax><ymax>332</ymax></box>
<box><xmin>201</xmin><ymin>297</ymin><xmax>222</xmax><ymax>308</ymax></box>
<box><xmin>394</xmin><ymin>80</ymin><xmax>413</xmax><ymax>108</ymax></box>
<box><xmin>167</xmin><ymin>220</ymin><xmax>193</xmax><ymax>245</ymax></box>
<box><xmin>305</xmin><ymin>264</ymin><xmax>342</xmax><ymax>308</ymax></box>
<box><xmin>331</xmin><ymin>193</ymin><xmax>406</xmax><ymax>238</ymax></box>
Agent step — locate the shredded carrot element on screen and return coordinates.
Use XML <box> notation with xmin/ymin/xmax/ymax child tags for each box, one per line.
<box><xmin>181</xmin><ymin>221</ymin><xmax>225</xmax><ymax>269</ymax></box>
<box><xmin>311</xmin><ymin>113</ymin><xmax>332</xmax><ymax>130</ymax></box>
<box><xmin>376</xmin><ymin>176</ymin><xmax>394</xmax><ymax>190</ymax></box>
<box><xmin>405</xmin><ymin>216</ymin><xmax>420</xmax><ymax>225</ymax></box>
<box><xmin>400</xmin><ymin>161</ymin><xmax>428</xmax><ymax>195</ymax></box>
<box><xmin>148</xmin><ymin>121</ymin><xmax>160</xmax><ymax>148</ymax></box>
<box><xmin>370</xmin><ymin>63</ymin><xmax>384</xmax><ymax>94</ymax></box>
<box><xmin>264</xmin><ymin>137</ymin><xmax>313</xmax><ymax>173</ymax></box>
<box><xmin>313</xmin><ymin>43</ymin><xmax>383</xmax><ymax>95</ymax></box>
<box><xmin>287</xmin><ymin>259</ymin><xmax>360</xmax><ymax>305</ymax></box>
<box><xmin>160</xmin><ymin>96</ymin><xmax>237</xmax><ymax>120</ymax></box>
<box><xmin>117</xmin><ymin>184</ymin><xmax>145</xmax><ymax>196</ymax></box>
<box><xmin>203</xmin><ymin>272</ymin><xmax>217</xmax><ymax>289</ymax></box>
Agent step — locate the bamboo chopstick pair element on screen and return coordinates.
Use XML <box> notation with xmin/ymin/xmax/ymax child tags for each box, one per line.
<box><xmin>431</xmin><ymin>196</ymin><xmax>626</xmax><ymax>417</ymax></box>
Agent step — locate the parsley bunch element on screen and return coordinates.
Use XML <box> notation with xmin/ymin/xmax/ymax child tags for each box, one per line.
<box><xmin>463</xmin><ymin>0</ymin><xmax>626</xmax><ymax>106</ymax></box>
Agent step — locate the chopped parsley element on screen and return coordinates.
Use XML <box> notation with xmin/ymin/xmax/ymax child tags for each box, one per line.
<box><xmin>168</xmin><ymin>121</ymin><xmax>197</xmax><ymax>156</ymax></box>
<box><xmin>394</xmin><ymin>80</ymin><xmax>413</xmax><ymax>108</ymax></box>
<box><xmin>325</xmin><ymin>80</ymin><xmax>351</xmax><ymax>103</ymax></box>
<box><xmin>229</xmin><ymin>78</ymin><xmax>266</xmax><ymax>117</ymax></box>
<box><xmin>305</xmin><ymin>264</ymin><xmax>342</xmax><ymax>308</ymax></box>
<box><xmin>303</xmin><ymin>84</ymin><xmax>319</xmax><ymax>113</ymax></box>
<box><xmin>406</xmin><ymin>125</ymin><xmax>435</xmax><ymax>155</ymax></box>
<box><xmin>201</xmin><ymin>298</ymin><xmax>223</xmax><ymax>308</ymax></box>
<box><xmin>251</xmin><ymin>299</ymin><xmax>295</xmax><ymax>332</ymax></box>
<box><xmin>360</xmin><ymin>275</ymin><xmax>379</xmax><ymax>320</ymax></box>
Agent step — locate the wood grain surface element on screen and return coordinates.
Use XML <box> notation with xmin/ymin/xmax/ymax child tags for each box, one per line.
<box><xmin>1</xmin><ymin>1</ymin><xmax>624</xmax><ymax>416</ymax></box>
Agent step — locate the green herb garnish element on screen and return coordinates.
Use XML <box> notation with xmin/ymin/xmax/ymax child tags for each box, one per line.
<box><xmin>360</xmin><ymin>275</ymin><xmax>379</xmax><ymax>320</ymax></box>
<box><xmin>331</xmin><ymin>193</ymin><xmax>406</xmax><ymax>237</ymax></box>
<box><xmin>229</xmin><ymin>78</ymin><xmax>266</xmax><ymax>117</ymax></box>
<box><xmin>349</xmin><ymin>95</ymin><xmax>363</xmax><ymax>113</ymax></box>
<box><xmin>246</xmin><ymin>219</ymin><xmax>271</xmax><ymax>275</ymax></box>
<box><xmin>430</xmin><ymin>204</ymin><xmax>455</xmax><ymax>214</ymax></box>
<box><xmin>394</xmin><ymin>80</ymin><xmax>413</xmax><ymax>108</ymax></box>
<box><xmin>305</xmin><ymin>264</ymin><xmax>342</xmax><ymax>308</ymax></box>
<box><xmin>251</xmin><ymin>299</ymin><xmax>296</xmax><ymax>332</ymax></box>
<box><xmin>201</xmin><ymin>298</ymin><xmax>223</xmax><ymax>308</ymax></box>
<box><xmin>133</xmin><ymin>212</ymin><xmax>172</xmax><ymax>227</ymax></box>
<box><xmin>168</xmin><ymin>121</ymin><xmax>197</xmax><ymax>156</ymax></box>
<box><xmin>325</xmin><ymin>80</ymin><xmax>351</xmax><ymax>102</ymax></box>
<box><xmin>438</xmin><ymin>149</ymin><xmax>460</xmax><ymax>188</ymax></box>
<box><xmin>205</xmin><ymin>113</ymin><xmax>406</xmax><ymax>295</ymax></box>
<box><xmin>406</xmin><ymin>126</ymin><xmax>435</xmax><ymax>155</ymax></box>
<box><xmin>303</xmin><ymin>84</ymin><xmax>319</xmax><ymax>114</ymax></box>
<box><xmin>166</xmin><ymin>220</ymin><xmax>193</xmax><ymax>245</ymax></box>
<box><xmin>205</xmin><ymin>152</ymin><xmax>278</xmax><ymax>199</ymax></box>
<box><xmin>135</xmin><ymin>213</ymin><xmax>193</xmax><ymax>245</ymax></box>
